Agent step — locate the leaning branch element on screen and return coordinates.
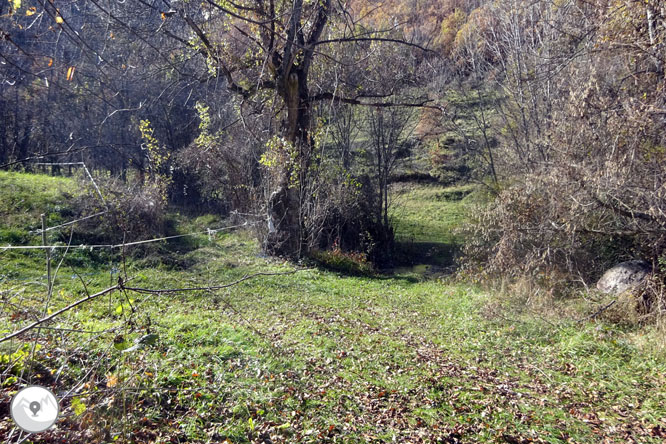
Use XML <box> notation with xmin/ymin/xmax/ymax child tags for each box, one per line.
<box><xmin>577</xmin><ymin>300</ymin><xmax>617</xmax><ymax>323</ymax></box>
<box><xmin>0</xmin><ymin>144</ymin><xmax>89</xmax><ymax>169</ymax></box>
<box><xmin>0</xmin><ymin>285</ymin><xmax>121</xmax><ymax>344</ymax></box>
<box><xmin>0</xmin><ymin>270</ymin><xmax>304</xmax><ymax>344</ymax></box>
<box><xmin>311</xmin><ymin>92</ymin><xmax>443</xmax><ymax>111</ymax></box>
<box><xmin>123</xmin><ymin>270</ymin><xmax>300</xmax><ymax>294</ymax></box>
<box><xmin>313</xmin><ymin>37</ymin><xmax>432</xmax><ymax>52</ymax></box>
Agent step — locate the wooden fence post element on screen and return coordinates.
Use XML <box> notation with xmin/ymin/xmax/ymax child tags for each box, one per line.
<box><xmin>41</xmin><ymin>214</ymin><xmax>52</xmax><ymax>297</ymax></box>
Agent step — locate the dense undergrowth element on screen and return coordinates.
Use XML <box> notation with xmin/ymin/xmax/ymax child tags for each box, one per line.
<box><xmin>1</xmin><ymin>172</ymin><xmax>665</xmax><ymax>443</ymax></box>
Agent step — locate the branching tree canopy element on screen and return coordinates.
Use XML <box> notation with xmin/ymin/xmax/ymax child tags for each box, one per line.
<box><xmin>1</xmin><ymin>0</ymin><xmax>434</xmax><ymax>257</ymax></box>
<box><xmin>150</xmin><ymin>0</ymin><xmax>433</xmax><ymax>255</ymax></box>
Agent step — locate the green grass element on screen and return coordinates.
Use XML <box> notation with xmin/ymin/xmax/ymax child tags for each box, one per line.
<box><xmin>389</xmin><ymin>183</ymin><xmax>477</xmax><ymax>268</ymax></box>
<box><xmin>1</xmin><ymin>172</ymin><xmax>665</xmax><ymax>443</ymax></box>
<box><xmin>0</xmin><ymin>171</ymin><xmax>112</xmax><ymax>283</ymax></box>
<box><xmin>390</xmin><ymin>183</ymin><xmax>473</xmax><ymax>244</ymax></box>
<box><xmin>0</xmin><ymin>171</ymin><xmax>78</xmax><ymax>241</ymax></box>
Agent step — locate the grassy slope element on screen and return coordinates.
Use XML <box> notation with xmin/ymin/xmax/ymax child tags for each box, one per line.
<box><xmin>1</xmin><ymin>172</ymin><xmax>665</xmax><ymax>443</ymax></box>
<box><xmin>389</xmin><ymin>183</ymin><xmax>479</xmax><ymax>268</ymax></box>
<box><xmin>0</xmin><ymin>171</ymin><xmax>76</xmax><ymax>240</ymax></box>
<box><xmin>0</xmin><ymin>171</ymin><xmax>89</xmax><ymax>283</ymax></box>
<box><xmin>390</xmin><ymin>184</ymin><xmax>472</xmax><ymax>244</ymax></box>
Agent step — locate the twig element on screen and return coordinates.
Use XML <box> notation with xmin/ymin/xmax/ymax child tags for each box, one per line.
<box><xmin>41</xmin><ymin>214</ymin><xmax>52</xmax><ymax>300</ymax></box>
<box><xmin>34</xmin><ymin>162</ymin><xmax>106</xmax><ymax>206</ymax></box>
<box><xmin>1</xmin><ymin>222</ymin><xmax>258</xmax><ymax>251</ymax></box>
<box><xmin>211</xmin><ymin>290</ymin><xmax>271</xmax><ymax>343</ymax></box>
<box><xmin>30</xmin><ymin>211</ymin><xmax>108</xmax><ymax>234</ymax></box>
<box><xmin>577</xmin><ymin>300</ymin><xmax>616</xmax><ymax>323</ymax></box>
<box><xmin>30</xmin><ymin>326</ymin><xmax>115</xmax><ymax>334</ymax></box>
<box><xmin>45</xmin><ymin>226</ymin><xmax>75</xmax><ymax>317</ymax></box>
<box><xmin>70</xmin><ymin>267</ymin><xmax>92</xmax><ymax>299</ymax></box>
<box><xmin>1</xmin><ymin>270</ymin><xmax>306</xmax><ymax>344</ymax></box>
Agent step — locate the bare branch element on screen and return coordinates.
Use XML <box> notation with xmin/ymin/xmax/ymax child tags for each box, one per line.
<box><xmin>310</xmin><ymin>92</ymin><xmax>443</xmax><ymax>111</ymax></box>
<box><xmin>0</xmin><ymin>285</ymin><xmax>121</xmax><ymax>344</ymax></box>
<box><xmin>123</xmin><ymin>270</ymin><xmax>302</xmax><ymax>294</ymax></box>
<box><xmin>313</xmin><ymin>37</ymin><xmax>432</xmax><ymax>52</ymax></box>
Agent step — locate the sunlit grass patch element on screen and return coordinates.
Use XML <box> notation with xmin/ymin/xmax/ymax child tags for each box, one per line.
<box><xmin>390</xmin><ymin>183</ymin><xmax>473</xmax><ymax>244</ymax></box>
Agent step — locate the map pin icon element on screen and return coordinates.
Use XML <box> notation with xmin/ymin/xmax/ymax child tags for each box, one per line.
<box><xmin>29</xmin><ymin>401</ymin><xmax>41</xmax><ymax>416</ymax></box>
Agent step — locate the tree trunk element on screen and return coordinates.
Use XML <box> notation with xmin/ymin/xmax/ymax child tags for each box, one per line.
<box><xmin>267</xmin><ymin>67</ymin><xmax>311</xmax><ymax>258</ymax></box>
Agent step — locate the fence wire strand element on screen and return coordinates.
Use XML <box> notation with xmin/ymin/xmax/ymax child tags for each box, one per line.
<box><xmin>1</xmin><ymin>221</ymin><xmax>259</xmax><ymax>252</ymax></box>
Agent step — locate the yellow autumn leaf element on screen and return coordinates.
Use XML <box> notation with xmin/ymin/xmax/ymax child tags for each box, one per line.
<box><xmin>12</xmin><ymin>0</ymin><xmax>21</xmax><ymax>11</ymax></box>
<box><xmin>106</xmin><ymin>374</ymin><xmax>119</xmax><ymax>387</ymax></box>
<box><xmin>48</xmin><ymin>58</ymin><xmax>53</xmax><ymax>67</ymax></box>
<box><xmin>66</xmin><ymin>66</ymin><xmax>75</xmax><ymax>81</ymax></box>
<box><xmin>26</xmin><ymin>7</ymin><xmax>36</xmax><ymax>16</ymax></box>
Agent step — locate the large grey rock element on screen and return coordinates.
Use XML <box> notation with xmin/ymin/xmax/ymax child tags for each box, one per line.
<box><xmin>596</xmin><ymin>260</ymin><xmax>652</xmax><ymax>294</ymax></box>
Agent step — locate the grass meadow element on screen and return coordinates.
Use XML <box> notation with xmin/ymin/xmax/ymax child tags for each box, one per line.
<box><xmin>1</xmin><ymin>172</ymin><xmax>664</xmax><ymax>443</ymax></box>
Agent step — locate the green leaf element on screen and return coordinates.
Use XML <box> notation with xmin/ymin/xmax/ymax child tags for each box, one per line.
<box><xmin>71</xmin><ymin>397</ymin><xmax>87</xmax><ymax>416</ymax></box>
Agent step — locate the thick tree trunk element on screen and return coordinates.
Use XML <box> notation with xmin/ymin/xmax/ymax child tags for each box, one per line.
<box><xmin>262</xmin><ymin>0</ymin><xmax>329</xmax><ymax>258</ymax></box>
<box><xmin>267</xmin><ymin>68</ymin><xmax>311</xmax><ymax>258</ymax></box>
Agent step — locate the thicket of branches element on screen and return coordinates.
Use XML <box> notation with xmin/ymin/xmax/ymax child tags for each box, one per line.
<box><xmin>1</xmin><ymin>0</ymin><xmax>432</xmax><ymax>263</ymax></box>
<box><xmin>438</xmin><ymin>0</ymin><xmax>665</xmax><ymax>307</ymax></box>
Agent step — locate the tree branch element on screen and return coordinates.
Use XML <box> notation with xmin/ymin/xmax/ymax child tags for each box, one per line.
<box><xmin>0</xmin><ymin>284</ymin><xmax>121</xmax><ymax>344</ymax></box>
<box><xmin>175</xmin><ymin>17</ymin><xmax>275</xmax><ymax>96</ymax></box>
<box><xmin>311</xmin><ymin>92</ymin><xmax>443</xmax><ymax>111</ymax></box>
<box><xmin>123</xmin><ymin>270</ymin><xmax>300</xmax><ymax>294</ymax></box>
<box><xmin>314</xmin><ymin>37</ymin><xmax>432</xmax><ymax>52</ymax></box>
<box><xmin>0</xmin><ymin>270</ymin><xmax>306</xmax><ymax>344</ymax></box>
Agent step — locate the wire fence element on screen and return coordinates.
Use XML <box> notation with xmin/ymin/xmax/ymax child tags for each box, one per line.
<box><xmin>33</xmin><ymin>162</ymin><xmax>106</xmax><ymax>206</ymax></box>
<box><xmin>29</xmin><ymin>211</ymin><xmax>109</xmax><ymax>235</ymax></box>
<box><xmin>2</xmin><ymin>221</ymin><xmax>260</xmax><ymax>251</ymax></box>
<box><xmin>1</xmin><ymin>171</ymin><xmax>276</xmax><ymax>443</ymax></box>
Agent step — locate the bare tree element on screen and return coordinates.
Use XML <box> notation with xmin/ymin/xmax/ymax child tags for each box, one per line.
<box><xmin>364</xmin><ymin>106</ymin><xmax>417</xmax><ymax>242</ymax></box>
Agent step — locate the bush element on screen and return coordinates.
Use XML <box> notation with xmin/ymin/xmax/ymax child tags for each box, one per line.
<box><xmin>459</xmin><ymin>167</ymin><xmax>666</xmax><ymax>311</ymax></box>
<box><xmin>73</xmin><ymin>176</ymin><xmax>167</xmax><ymax>246</ymax></box>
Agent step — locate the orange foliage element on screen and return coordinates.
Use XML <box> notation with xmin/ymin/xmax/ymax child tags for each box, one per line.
<box><xmin>348</xmin><ymin>0</ymin><xmax>489</xmax><ymax>54</ymax></box>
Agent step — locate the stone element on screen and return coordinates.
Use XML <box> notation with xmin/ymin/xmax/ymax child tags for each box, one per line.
<box><xmin>596</xmin><ymin>260</ymin><xmax>652</xmax><ymax>294</ymax></box>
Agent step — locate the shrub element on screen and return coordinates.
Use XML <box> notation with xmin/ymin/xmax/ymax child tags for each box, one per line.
<box><xmin>73</xmin><ymin>176</ymin><xmax>167</xmax><ymax>246</ymax></box>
